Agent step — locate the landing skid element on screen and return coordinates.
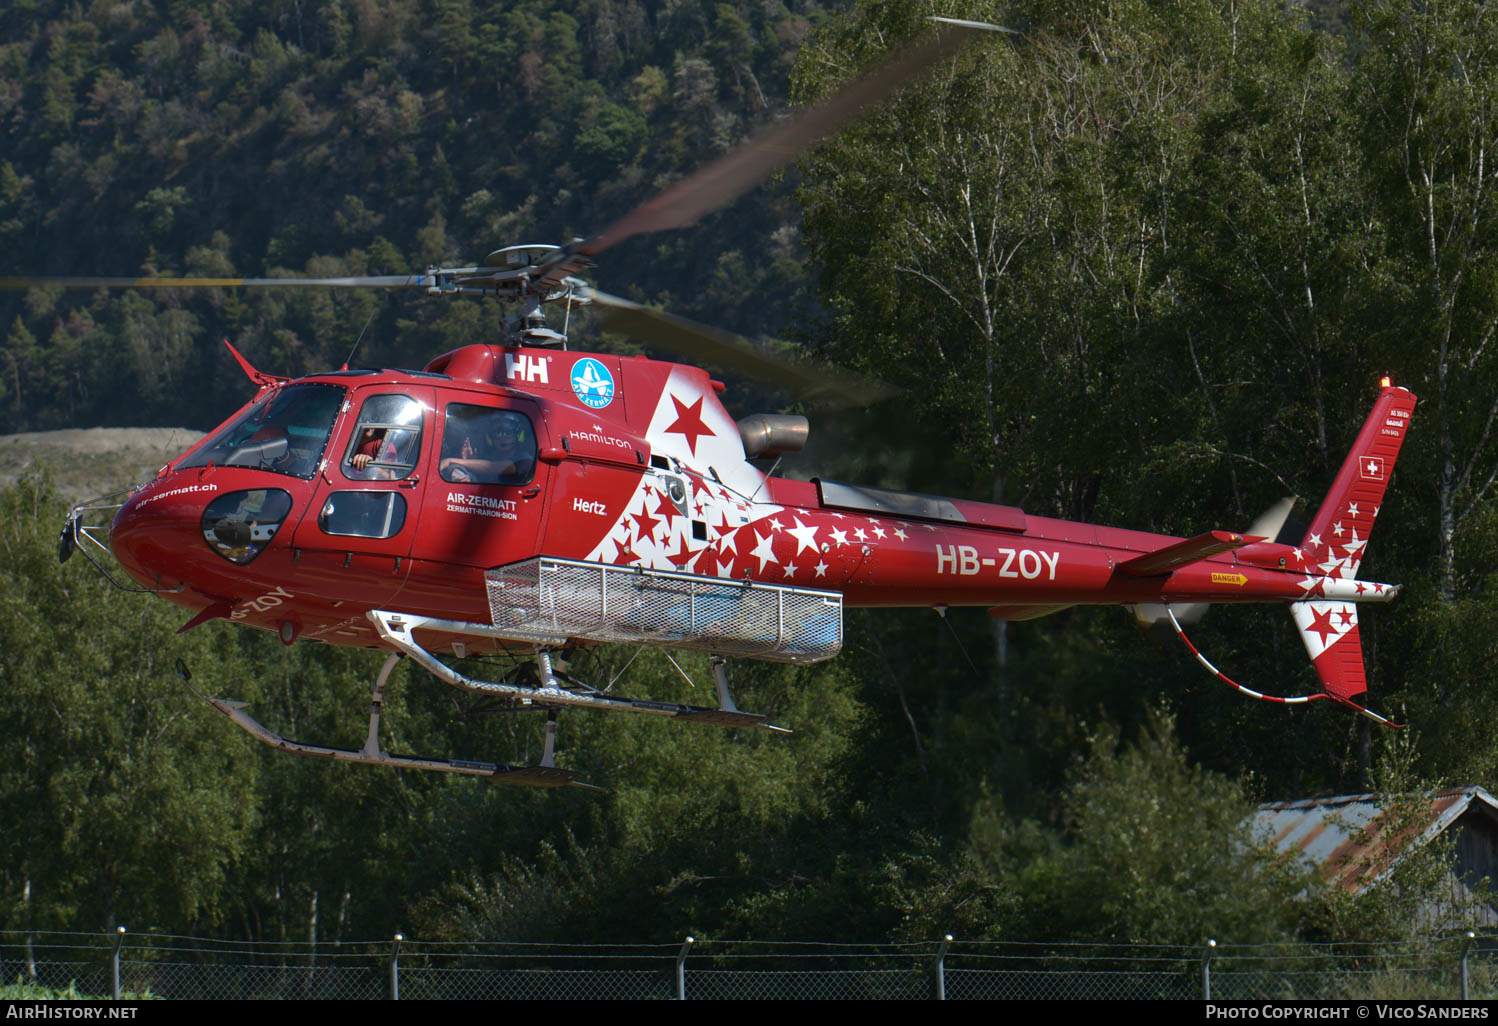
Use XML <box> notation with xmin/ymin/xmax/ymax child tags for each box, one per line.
<box><xmin>367</xmin><ymin>611</ymin><xmax>790</xmax><ymax>732</ymax></box>
<box><xmin>175</xmin><ymin>611</ymin><xmax>787</xmax><ymax>790</ymax></box>
<box><xmin>177</xmin><ymin>654</ymin><xmax>602</xmax><ymax>790</ymax></box>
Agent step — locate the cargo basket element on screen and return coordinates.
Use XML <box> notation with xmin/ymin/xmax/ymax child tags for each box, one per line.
<box><xmin>485</xmin><ymin>557</ymin><xmax>842</xmax><ymax>664</ymax></box>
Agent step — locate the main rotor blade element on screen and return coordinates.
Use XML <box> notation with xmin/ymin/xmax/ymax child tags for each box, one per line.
<box><xmin>583</xmin><ymin>288</ymin><xmax>898</xmax><ymax>409</ymax></box>
<box><xmin>0</xmin><ymin>274</ymin><xmax>427</xmax><ymax>290</ymax></box>
<box><xmin>560</xmin><ymin>19</ymin><xmax>1012</xmax><ymax>265</ymax></box>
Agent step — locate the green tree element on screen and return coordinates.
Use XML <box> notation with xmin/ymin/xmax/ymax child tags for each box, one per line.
<box><xmin>0</xmin><ymin>477</ymin><xmax>257</xmax><ymax>930</ymax></box>
<box><xmin>971</xmin><ymin>710</ymin><xmax>1314</xmax><ymax>945</ymax></box>
<box><xmin>1354</xmin><ymin>0</ymin><xmax>1498</xmax><ymax>602</ymax></box>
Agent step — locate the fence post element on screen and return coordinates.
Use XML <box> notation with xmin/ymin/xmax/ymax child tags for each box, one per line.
<box><xmin>933</xmin><ymin>934</ymin><xmax>952</xmax><ymax>1000</ymax></box>
<box><xmin>1202</xmin><ymin>939</ymin><xmax>1216</xmax><ymax>1000</ymax></box>
<box><xmin>110</xmin><ymin>926</ymin><xmax>125</xmax><ymax>999</ymax></box>
<box><xmin>675</xmin><ymin>936</ymin><xmax>694</xmax><ymax>1000</ymax></box>
<box><xmin>1462</xmin><ymin>931</ymin><xmax>1476</xmax><ymax>1000</ymax></box>
<box><xmin>388</xmin><ymin>933</ymin><xmax>403</xmax><ymax>1000</ymax></box>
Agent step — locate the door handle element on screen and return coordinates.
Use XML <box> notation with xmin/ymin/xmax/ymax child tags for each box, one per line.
<box><xmin>400</xmin><ymin>475</ymin><xmax>420</xmax><ymax>488</ymax></box>
<box><xmin>520</xmin><ymin>486</ymin><xmax>540</xmax><ymax>498</ymax></box>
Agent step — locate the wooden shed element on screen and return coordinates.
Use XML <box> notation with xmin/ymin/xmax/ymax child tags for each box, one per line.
<box><xmin>1254</xmin><ymin>787</ymin><xmax>1498</xmax><ymax>925</ymax></box>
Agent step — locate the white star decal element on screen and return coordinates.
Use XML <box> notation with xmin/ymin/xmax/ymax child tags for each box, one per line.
<box><xmin>814</xmin><ymin>561</ymin><xmax>828</xmax><ymax>578</ymax></box>
<box><xmin>830</xmin><ymin>528</ymin><xmax>849</xmax><ymax>547</ymax></box>
<box><xmin>894</xmin><ymin>528</ymin><xmax>908</xmax><ymax>541</ymax></box>
<box><xmin>853</xmin><ymin>527</ymin><xmax>868</xmax><ymax>542</ymax></box>
<box><xmin>783</xmin><ymin>563</ymin><xmax>798</xmax><ymax>578</ymax></box>
<box><xmin>1342</xmin><ymin>529</ymin><xmax>1365</xmax><ymax>557</ymax></box>
<box><xmin>769</xmin><ymin>518</ymin><xmax>783</xmax><ymax>533</ymax></box>
<box><xmin>872</xmin><ymin>526</ymin><xmax>887</xmax><ymax>539</ymax></box>
<box><xmin>1308</xmin><ymin>533</ymin><xmax>1323</xmax><ymax>548</ymax></box>
<box><xmin>786</xmin><ymin>518</ymin><xmax>820</xmax><ymax>556</ymax></box>
<box><xmin>1348</xmin><ymin>502</ymin><xmax>1360</xmax><ymax>518</ymax></box>
<box><xmin>751</xmin><ymin>532</ymin><xmax>778</xmax><ymax>572</ymax></box>
<box><xmin>1332</xmin><ymin>521</ymin><xmax>1344</xmax><ymax>537</ymax></box>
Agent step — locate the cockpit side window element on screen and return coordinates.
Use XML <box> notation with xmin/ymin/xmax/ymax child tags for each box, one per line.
<box><xmin>179</xmin><ymin>383</ymin><xmax>345</xmax><ymax>479</ymax></box>
<box><xmin>343</xmin><ymin>394</ymin><xmax>424</xmax><ymax>481</ymax></box>
<box><xmin>439</xmin><ymin>404</ymin><xmax>537</xmax><ymax>486</ymax></box>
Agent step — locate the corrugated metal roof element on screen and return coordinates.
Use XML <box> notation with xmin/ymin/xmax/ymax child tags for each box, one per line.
<box><xmin>1252</xmin><ymin>786</ymin><xmax>1498</xmax><ymax>893</ymax></box>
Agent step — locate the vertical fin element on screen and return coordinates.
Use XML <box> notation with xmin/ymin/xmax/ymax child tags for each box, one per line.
<box><xmin>1300</xmin><ymin>382</ymin><xmax>1416</xmax><ymax>581</ymax></box>
<box><xmin>1291</xmin><ymin>601</ymin><xmax>1366</xmax><ymax>700</ymax></box>
<box><xmin>1291</xmin><ymin>380</ymin><xmax>1416</xmax><ymax>703</ymax></box>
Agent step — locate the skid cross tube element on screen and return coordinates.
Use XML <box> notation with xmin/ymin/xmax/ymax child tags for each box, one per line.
<box><xmin>368</xmin><ymin>611</ymin><xmax>789</xmax><ymax>732</ymax></box>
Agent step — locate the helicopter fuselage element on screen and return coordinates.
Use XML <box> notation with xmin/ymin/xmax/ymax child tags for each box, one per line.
<box><xmin>103</xmin><ymin>343</ymin><xmax>1406</xmax><ymax>656</ymax></box>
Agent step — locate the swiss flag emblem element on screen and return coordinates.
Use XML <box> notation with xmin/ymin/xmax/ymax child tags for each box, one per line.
<box><xmin>1361</xmin><ymin>456</ymin><xmax>1385</xmax><ymax>481</ymax></box>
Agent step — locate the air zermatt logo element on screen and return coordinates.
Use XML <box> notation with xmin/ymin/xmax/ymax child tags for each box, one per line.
<box><xmin>571</xmin><ymin>358</ymin><xmax>615</xmax><ymax>409</ymax></box>
<box><xmin>1361</xmin><ymin>455</ymin><xmax>1385</xmax><ymax>481</ymax></box>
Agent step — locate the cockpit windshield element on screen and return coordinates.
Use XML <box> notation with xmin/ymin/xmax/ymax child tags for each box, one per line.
<box><xmin>178</xmin><ymin>383</ymin><xmax>345</xmax><ymax>479</ymax></box>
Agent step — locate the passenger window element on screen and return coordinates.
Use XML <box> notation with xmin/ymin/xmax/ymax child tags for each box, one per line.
<box><xmin>318</xmin><ymin>491</ymin><xmax>407</xmax><ymax>539</ymax></box>
<box><xmin>439</xmin><ymin>404</ymin><xmax>537</xmax><ymax>486</ymax></box>
<box><xmin>344</xmin><ymin>394</ymin><xmax>424</xmax><ymax>480</ymax></box>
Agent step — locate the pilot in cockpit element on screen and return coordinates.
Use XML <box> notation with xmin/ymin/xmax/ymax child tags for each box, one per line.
<box><xmin>440</xmin><ymin>411</ymin><xmax>534</xmax><ymax>485</ymax></box>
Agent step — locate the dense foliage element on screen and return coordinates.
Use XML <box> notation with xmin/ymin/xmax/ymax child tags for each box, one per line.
<box><xmin>0</xmin><ymin>0</ymin><xmax>828</xmax><ymax>430</ymax></box>
<box><xmin>2</xmin><ymin>0</ymin><xmax>1497</xmax><ymax>947</ymax></box>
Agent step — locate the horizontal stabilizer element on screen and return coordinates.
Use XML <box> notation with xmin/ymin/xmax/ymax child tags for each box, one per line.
<box><xmin>1115</xmin><ymin>530</ymin><xmax>1259</xmax><ymax>577</ymax></box>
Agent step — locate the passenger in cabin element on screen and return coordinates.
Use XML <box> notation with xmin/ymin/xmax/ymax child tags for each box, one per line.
<box><xmin>440</xmin><ymin>407</ymin><xmax>535</xmax><ymax>485</ymax></box>
<box><xmin>349</xmin><ymin>427</ymin><xmax>399</xmax><ymax>479</ymax></box>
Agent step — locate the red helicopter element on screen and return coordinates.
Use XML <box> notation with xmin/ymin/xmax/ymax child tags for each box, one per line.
<box><xmin>24</xmin><ymin>21</ymin><xmax>1414</xmax><ymax>789</ymax></box>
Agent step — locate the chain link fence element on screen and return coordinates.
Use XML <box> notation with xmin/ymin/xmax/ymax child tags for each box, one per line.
<box><xmin>2</xmin><ymin>930</ymin><xmax>1495</xmax><ymax>999</ymax></box>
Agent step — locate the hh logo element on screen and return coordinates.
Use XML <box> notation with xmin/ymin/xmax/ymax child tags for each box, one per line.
<box><xmin>505</xmin><ymin>353</ymin><xmax>549</xmax><ymax>384</ymax></box>
<box><xmin>1361</xmin><ymin>456</ymin><xmax>1385</xmax><ymax>481</ymax></box>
